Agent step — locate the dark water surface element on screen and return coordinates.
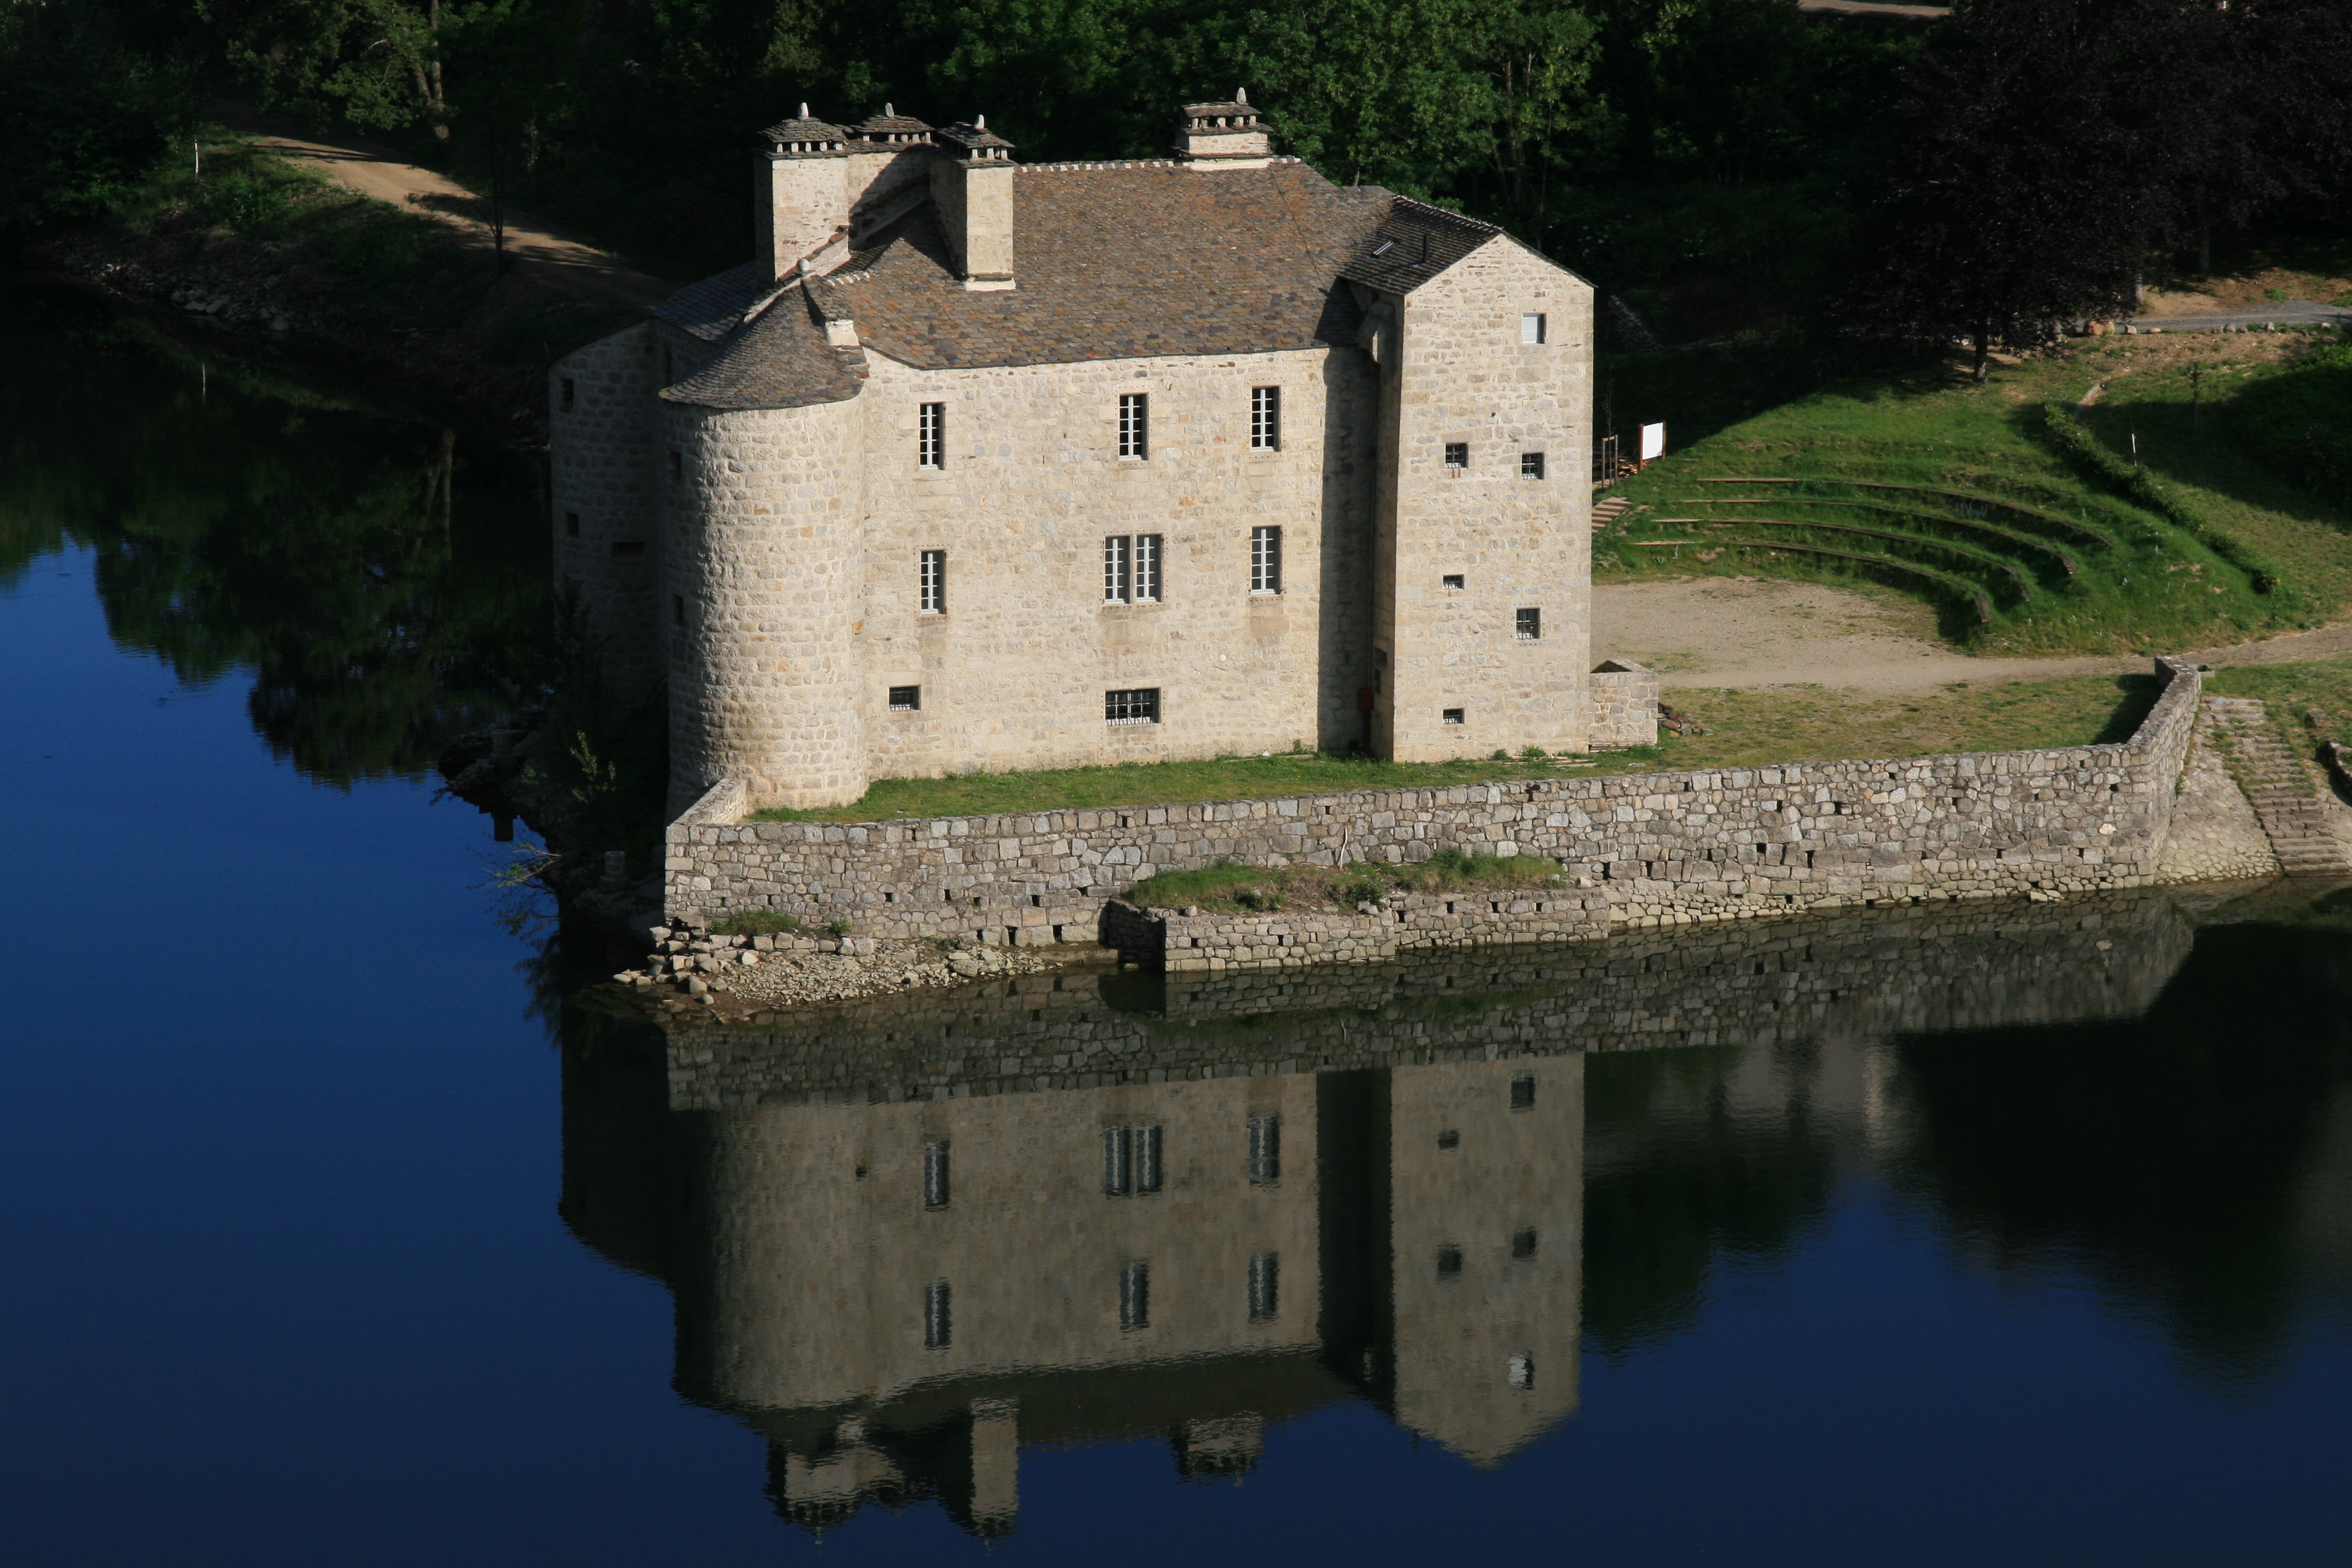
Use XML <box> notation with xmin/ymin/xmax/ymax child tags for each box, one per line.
<box><xmin>5</xmin><ymin>281</ymin><xmax>2351</xmax><ymax>1566</ymax></box>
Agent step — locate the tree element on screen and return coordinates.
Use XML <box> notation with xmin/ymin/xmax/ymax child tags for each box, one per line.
<box><xmin>1844</xmin><ymin>0</ymin><xmax>2172</xmax><ymax>382</ymax></box>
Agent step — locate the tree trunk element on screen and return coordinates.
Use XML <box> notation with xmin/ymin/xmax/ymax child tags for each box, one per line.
<box><xmin>1973</xmin><ymin>327</ymin><xmax>1990</xmax><ymax>384</ymax></box>
<box><xmin>426</xmin><ymin>0</ymin><xmax>449</xmax><ymax>140</ymax></box>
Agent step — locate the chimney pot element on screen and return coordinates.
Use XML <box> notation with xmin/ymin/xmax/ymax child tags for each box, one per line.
<box><xmin>975</xmin><ymin>113</ymin><xmax>986</xmax><ymax>129</ymax></box>
<box><xmin>799</xmin><ymin>102</ymin><xmax>809</xmax><ymax>118</ymax></box>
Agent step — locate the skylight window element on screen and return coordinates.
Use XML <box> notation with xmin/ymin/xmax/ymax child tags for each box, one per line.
<box><xmin>1371</xmin><ymin>239</ymin><xmax>1396</xmax><ymax>256</ymax></box>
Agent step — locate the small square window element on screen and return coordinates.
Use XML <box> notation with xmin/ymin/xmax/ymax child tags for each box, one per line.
<box><xmin>1442</xmin><ymin>574</ymin><xmax>1465</xmax><ymax>590</ymax></box>
<box><xmin>1511</xmin><ymin>1073</ymin><xmax>1536</xmax><ymax>1109</ymax></box>
<box><xmin>1521</xmin><ymin>313</ymin><xmax>1546</xmax><ymax>345</ymax></box>
<box><xmin>611</xmin><ymin>540</ymin><xmax>645</xmax><ymax>560</ymax></box>
<box><xmin>1511</xmin><ymin>1228</ymin><xmax>1538</xmax><ymax>1260</ymax></box>
<box><xmin>560</xmin><ymin>377</ymin><xmax>575</xmax><ymax>411</ymax></box>
<box><xmin>564</xmin><ymin>511</ymin><xmax>580</xmax><ymax>538</ymax></box>
<box><xmin>1516</xmin><ymin>607</ymin><xmax>1541</xmax><ymax>640</ymax></box>
<box><xmin>1442</xmin><ymin>707</ymin><xmax>1465</xmax><ymax>725</ymax></box>
<box><xmin>889</xmin><ymin>685</ymin><xmax>921</xmax><ymax>711</ymax></box>
<box><xmin>1521</xmin><ymin>451</ymin><xmax>1546</xmax><ymax>479</ymax></box>
<box><xmin>1443</xmin><ymin>442</ymin><xmax>1469</xmax><ymax>469</ymax></box>
<box><xmin>1436</xmin><ymin>1244</ymin><xmax>1463</xmax><ymax>1278</ymax></box>
<box><xmin>1106</xmin><ymin>687</ymin><xmax>1160</xmax><ymax>724</ymax></box>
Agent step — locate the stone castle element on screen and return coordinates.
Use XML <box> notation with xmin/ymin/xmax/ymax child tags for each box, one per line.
<box><xmin>551</xmin><ymin>94</ymin><xmax>1621</xmax><ymax>812</ymax></box>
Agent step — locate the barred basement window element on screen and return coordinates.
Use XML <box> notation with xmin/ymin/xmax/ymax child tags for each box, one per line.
<box><xmin>1250</xmin><ymin>526</ymin><xmax>1282</xmax><ymax>594</ymax></box>
<box><xmin>1250</xmin><ymin>385</ymin><xmax>1281</xmax><ymax>451</ymax></box>
<box><xmin>1248</xmin><ymin>1252</ymin><xmax>1279</xmax><ymax>1322</ymax></box>
<box><xmin>1119</xmin><ymin>393</ymin><xmax>1149</xmax><ymax>459</ymax></box>
<box><xmin>918</xmin><ymin>402</ymin><xmax>945</xmax><ymax>469</ymax></box>
<box><xmin>1516</xmin><ymin>607</ymin><xmax>1541</xmax><ymax>640</ymax></box>
<box><xmin>1134</xmin><ymin>534</ymin><xmax>1161</xmax><ymax>602</ymax></box>
<box><xmin>1248</xmin><ymin>1114</ymin><xmax>1281</xmax><ymax>1184</ymax></box>
<box><xmin>923</xmin><ymin>1140</ymin><xmax>950</xmax><ymax>1208</ymax></box>
<box><xmin>1511</xmin><ymin>1073</ymin><xmax>1536</xmax><ymax>1110</ymax></box>
<box><xmin>920</xmin><ymin>549</ymin><xmax>946</xmax><ymax>613</ymax></box>
<box><xmin>564</xmin><ymin>512</ymin><xmax>580</xmax><ymax>538</ymax></box>
<box><xmin>1521</xmin><ymin>451</ymin><xmax>1547</xmax><ymax>479</ymax></box>
<box><xmin>1442</xmin><ymin>574</ymin><xmax>1465</xmax><ymax>590</ymax></box>
<box><xmin>1119</xmin><ymin>1261</ymin><xmax>1151</xmax><ymax>1330</ymax></box>
<box><xmin>924</xmin><ymin>1279</ymin><xmax>952</xmax><ymax>1347</ymax></box>
<box><xmin>889</xmin><ymin>685</ymin><xmax>922</xmax><ymax>711</ymax></box>
<box><xmin>1442</xmin><ymin>708</ymin><xmax>1465</xmax><ymax>725</ymax></box>
<box><xmin>1444</xmin><ymin>442</ymin><xmax>1469</xmax><ymax>469</ymax></box>
<box><xmin>1103</xmin><ymin>535</ymin><xmax>1131</xmax><ymax>603</ymax></box>
<box><xmin>1106</xmin><ymin>688</ymin><xmax>1160</xmax><ymax>724</ymax></box>
<box><xmin>1521</xmin><ymin>312</ymin><xmax>1547</xmax><ymax>345</ymax></box>
<box><xmin>560</xmin><ymin>377</ymin><xmax>575</xmax><ymax>411</ymax></box>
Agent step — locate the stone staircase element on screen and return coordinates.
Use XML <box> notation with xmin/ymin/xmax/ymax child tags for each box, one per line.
<box><xmin>1592</xmin><ymin>494</ymin><xmax>1634</xmax><ymax>534</ymax></box>
<box><xmin>2201</xmin><ymin>696</ymin><xmax>2352</xmax><ymax>875</ymax></box>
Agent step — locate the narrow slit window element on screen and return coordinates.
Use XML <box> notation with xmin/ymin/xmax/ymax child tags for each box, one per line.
<box><xmin>1250</xmin><ymin>526</ymin><xmax>1282</xmax><ymax>594</ymax></box>
<box><xmin>1444</xmin><ymin>442</ymin><xmax>1469</xmax><ymax>469</ymax></box>
<box><xmin>1119</xmin><ymin>393</ymin><xmax>1149</xmax><ymax>459</ymax></box>
<box><xmin>671</xmin><ymin>595</ymin><xmax>685</xmax><ymax>629</ymax></box>
<box><xmin>1248</xmin><ymin>1252</ymin><xmax>1279</xmax><ymax>1322</ymax></box>
<box><xmin>1134</xmin><ymin>534</ymin><xmax>1161</xmax><ymax>602</ymax></box>
<box><xmin>560</xmin><ymin>377</ymin><xmax>575</xmax><ymax>411</ymax></box>
<box><xmin>1521</xmin><ymin>313</ymin><xmax>1546</xmax><ymax>345</ymax></box>
<box><xmin>1516</xmin><ymin>607</ymin><xmax>1541</xmax><ymax>641</ymax></box>
<box><xmin>919</xmin><ymin>549</ymin><xmax>945</xmax><ymax>614</ymax></box>
<box><xmin>924</xmin><ymin>1279</ymin><xmax>952</xmax><ymax>1347</ymax></box>
<box><xmin>1104</xmin><ymin>535</ymin><xmax>1131</xmax><ymax>603</ymax></box>
<box><xmin>918</xmin><ymin>402</ymin><xmax>946</xmax><ymax>469</ymax></box>
<box><xmin>1510</xmin><ymin>1073</ymin><xmax>1536</xmax><ymax>1111</ymax></box>
<box><xmin>923</xmin><ymin>1140</ymin><xmax>950</xmax><ymax>1208</ymax></box>
<box><xmin>1521</xmin><ymin>451</ymin><xmax>1546</xmax><ymax>479</ymax></box>
<box><xmin>564</xmin><ymin>511</ymin><xmax>580</xmax><ymax>538</ymax></box>
<box><xmin>889</xmin><ymin>685</ymin><xmax>921</xmax><ymax>711</ymax></box>
<box><xmin>668</xmin><ymin>450</ymin><xmax>683</xmax><ymax>482</ymax></box>
<box><xmin>1106</xmin><ymin>688</ymin><xmax>1160</xmax><ymax>725</ymax></box>
<box><xmin>1250</xmin><ymin>385</ymin><xmax>1281</xmax><ymax>451</ymax></box>
<box><xmin>1248</xmin><ymin>1114</ymin><xmax>1281</xmax><ymax>1184</ymax></box>
<box><xmin>1135</xmin><ymin>1125</ymin><xmax>1163</xmax><ymax>1194</ymax></box>
<box><xmin>1119</xmin><ymin>1260</ymin><xmax>1151</xmax><ymax>1330</ymax></box>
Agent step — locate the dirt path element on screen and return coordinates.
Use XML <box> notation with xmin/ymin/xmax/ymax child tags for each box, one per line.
<box><xmin>208</xmin><ymin>101</ymin><xmax>671</xmax><ymax>313</ymax></box>
<box><xmin>1595</xmin><ymin>577</ymin><xmax>2352</xmax><ymax>693</ymax></box>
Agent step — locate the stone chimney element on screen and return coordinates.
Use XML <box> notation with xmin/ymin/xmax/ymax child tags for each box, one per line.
<box><xmin>930</xmin><ymin>117</ymin><xmax>1016</xmax><ymax>292</ymax></box>
<box><xmin>1174</xmin><ymin>90</ymin><xmax>1271</xmax><ymax>169</ymax></box>
<box><xmin>755</xmin><ymin>106</ymin><xmax>849</xmax><ymax>284</ymax></box>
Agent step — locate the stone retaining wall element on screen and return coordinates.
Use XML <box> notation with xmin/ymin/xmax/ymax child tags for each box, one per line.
<box><xmin>1106</xmin><ymin>888</ymin><xmax>1612</xmax><ymax>972</ymax></box>
<box><xmin>664</xmin><ymin>658</ymin><xmax>2204</xmax><ymax>955</ymax></box>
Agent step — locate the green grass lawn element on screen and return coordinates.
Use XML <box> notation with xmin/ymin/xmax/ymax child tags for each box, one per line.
<box><xmin>751</xmin><ymin>672</ymin><xmax>2163</xmax><ymax>823</ymax></box>
<box><xmin>1598</xmin><ymin>334</ymin><xmax>2352</xmax><ymax>656</ymax></box>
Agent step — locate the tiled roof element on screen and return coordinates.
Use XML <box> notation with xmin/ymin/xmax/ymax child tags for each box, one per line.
<box><xmin>661</xmin><ymin>288</ymin><xmax>865</xmax><ymax>410</ymax></box>
<box><xmin>759</xmin><ymin>113</ymin><xmax>848</xmax><ymax>145</ymax></box>
<box><xmin>1337</xmin><ymin>198</ymin><xmax>1506</xmax><ymax>295</ymax></box>
<box><xmin>809</xmin><ymin>161</ymin><xmax>1388</xmax><ymax>371</ymax></box>
<box><xmin>656</xmin><ymin>261</ymin><xmax>772</xmax><ymax>344</ymax></box>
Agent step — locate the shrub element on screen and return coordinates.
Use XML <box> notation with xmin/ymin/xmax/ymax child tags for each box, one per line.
<box><xmin>711</xmin><ymin>909</ymin><xmax>800</xmax><ymax>936</ymax></box>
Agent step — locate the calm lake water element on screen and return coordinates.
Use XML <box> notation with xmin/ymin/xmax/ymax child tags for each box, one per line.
<box><xmin>4</xmin><ymin>279</ymin><xmax>2351</xmax><ymax>1566</ymax></box>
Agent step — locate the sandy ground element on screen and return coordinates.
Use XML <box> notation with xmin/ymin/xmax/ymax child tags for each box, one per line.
<box><xmin>1594</xmin><ymin>577</ymin><xmax>2352</xmax><ymax>693</ymax></box>
<box><xmin>210</xmin><ymin>102</ymin><xmax>671</xmax><ymax>313</ymax></box>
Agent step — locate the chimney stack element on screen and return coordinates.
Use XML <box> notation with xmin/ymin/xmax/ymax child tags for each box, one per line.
<box><xmin>754</xmin><ymin>108</ymin><xmax>849</xmax><ymax>283</ymax></box>
<box><xmin>930</xmin><ymin>118</ymin><xmax>1016</xmax><ymax>291</ymax></box>
<box><xmin>1174</xmin><ymin>90</ymin><xmax>1271</xmax><ymax>169</ymax></box>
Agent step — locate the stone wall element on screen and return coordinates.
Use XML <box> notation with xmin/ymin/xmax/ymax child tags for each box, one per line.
<box><xmin>656</xmin><ymin>887</ymin><xmax>2200</xmax><ymax>1109</ymax></box>
<box><xmin>1587</xmin><ymin>659</ymin><xmax>1658</xmax><ymax>749</ymax></box>
<box><xmin>549</xmin><ymin>324</ymin><xmax>663</xmax><ymax>707</ymax></box>
<box><xmin>667</xmin><ymin>658</ymin><xmax>2205</xmax><ymax>952</ymax></box>
<box><xmin>1108</xmin><ymin>887</ymin><xmax>1612</xmax><ymax>972</ymax></box>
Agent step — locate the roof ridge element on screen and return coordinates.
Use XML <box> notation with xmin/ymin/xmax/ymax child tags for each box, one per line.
<box><xmin>1388</xmin><ymin>196</ymin><xmax>1502</xmax><ymax>235</ymax></box>
<box><xmin>1019</xmin><ymin>155</ymin><xmax>1307</xmax><ymax>173</ymax></box>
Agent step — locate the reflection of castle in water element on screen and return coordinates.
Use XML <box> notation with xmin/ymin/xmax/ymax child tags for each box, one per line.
<box><xmin>561</xmin><ymin>893</ymin><xmax>2203</xmax><ymax>1536</ymax></box>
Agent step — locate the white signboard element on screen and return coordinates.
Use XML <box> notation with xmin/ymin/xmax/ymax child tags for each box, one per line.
<box><xmin>1639</xmin><ymin>422</ymin><xmax>1667</xmax><ymax>462</ymax></box>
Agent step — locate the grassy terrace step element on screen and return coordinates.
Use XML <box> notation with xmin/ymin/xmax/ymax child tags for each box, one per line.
<box><xmin>1700</xmin><ymin>477</ymin><xmax>2118</xmax><ymax>546</ymax></box>
<box><xmin>1663</xmin><ymin>517</ymin><xmax>2038</xmax><ymax>603</ymax></box>
<box><xmin>750</xmin><ymin>673</ymin><xmax>2165</xmax><ymax>823</ymax></box>
<box><xmin>1684</xmin><ymin>538</ymin><xmax>1996</xmax><ymax>622</ymax></box>
<box><xmin>1678</xmin><ymin>498</ymin><xmax>2085</xmax><ymax>573</ymax></box>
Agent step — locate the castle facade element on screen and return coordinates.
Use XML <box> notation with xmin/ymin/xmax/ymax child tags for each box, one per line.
<box><xmin>552</xmin><ymin>96</ymin><xmax>1602</xmax><ymax>812</ymax></box>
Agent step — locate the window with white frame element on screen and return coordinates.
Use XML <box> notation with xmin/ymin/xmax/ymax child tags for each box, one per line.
<box><xmin>918</xmin><ymin>402</ymin><xmax>945</xmax><ymax>469</ymax></box>
<box><xmin>920</xmin><ymin>549</ymin><xmax>946</xmax><ymax>613</ymax></box>
<box><xmin>1106</xmin><ymin>688</ymin><xmax>1160</xmax><ymax>724</ymax></box>
<box><xmin>1521</xmin><ymin>313</ymin><xmax>1546</xmax><ymax>344</ymax></box>
<box><xmin>1443</xmin><ymin>442</ymin><xmax>1469</xmax><ymax>469</ymax></box>
<box><xmin>1250</xmin><ymin>386</ymin><xmax>1281</xmax><ymax>451</ymax></box>
<box><xmin>1135</xmin><ymin>534</ymin><xmax>1161</xmax><ymax>601</ymax></box>
<box><xmin>1250</xmin><ymin>526</ymin><xmax>1282</xmax><ymax>593</ymax></box>
<box><xmin>1119</xmin><ymin>393</ymin><xmax>1149</xmax><ymax>459</ymax></box>
<box><xmin>1521</xmin><ymin>451</ymin><xmax>1546</xmax><ymax>479</ymax></box>
<box><xmin>1103</xmin><ymin>535</ymin><xmax>1131</xmax><ymax>603</ymax></box>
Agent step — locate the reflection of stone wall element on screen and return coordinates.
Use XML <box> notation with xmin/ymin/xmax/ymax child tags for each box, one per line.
<box><xmin>1112</xmin><ymin>887</ymin><xmax>1612</xmax><ymax>972</ymax></box>
<box><xmin>662</xmin><ymin>889</ymin><xmax>2198</xmax><ymax>1110</ymax></box>
<box><xmin>665</xmin><ymin>660</ymin><xmax>2204</xmax><ymax>954</ymax></box>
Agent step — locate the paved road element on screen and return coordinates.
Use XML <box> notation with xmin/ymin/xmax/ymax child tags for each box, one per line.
<box><xmin>208</xmin><ymin>101</ymin><xmax>671</xmax><ymax>313</ymax></box>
